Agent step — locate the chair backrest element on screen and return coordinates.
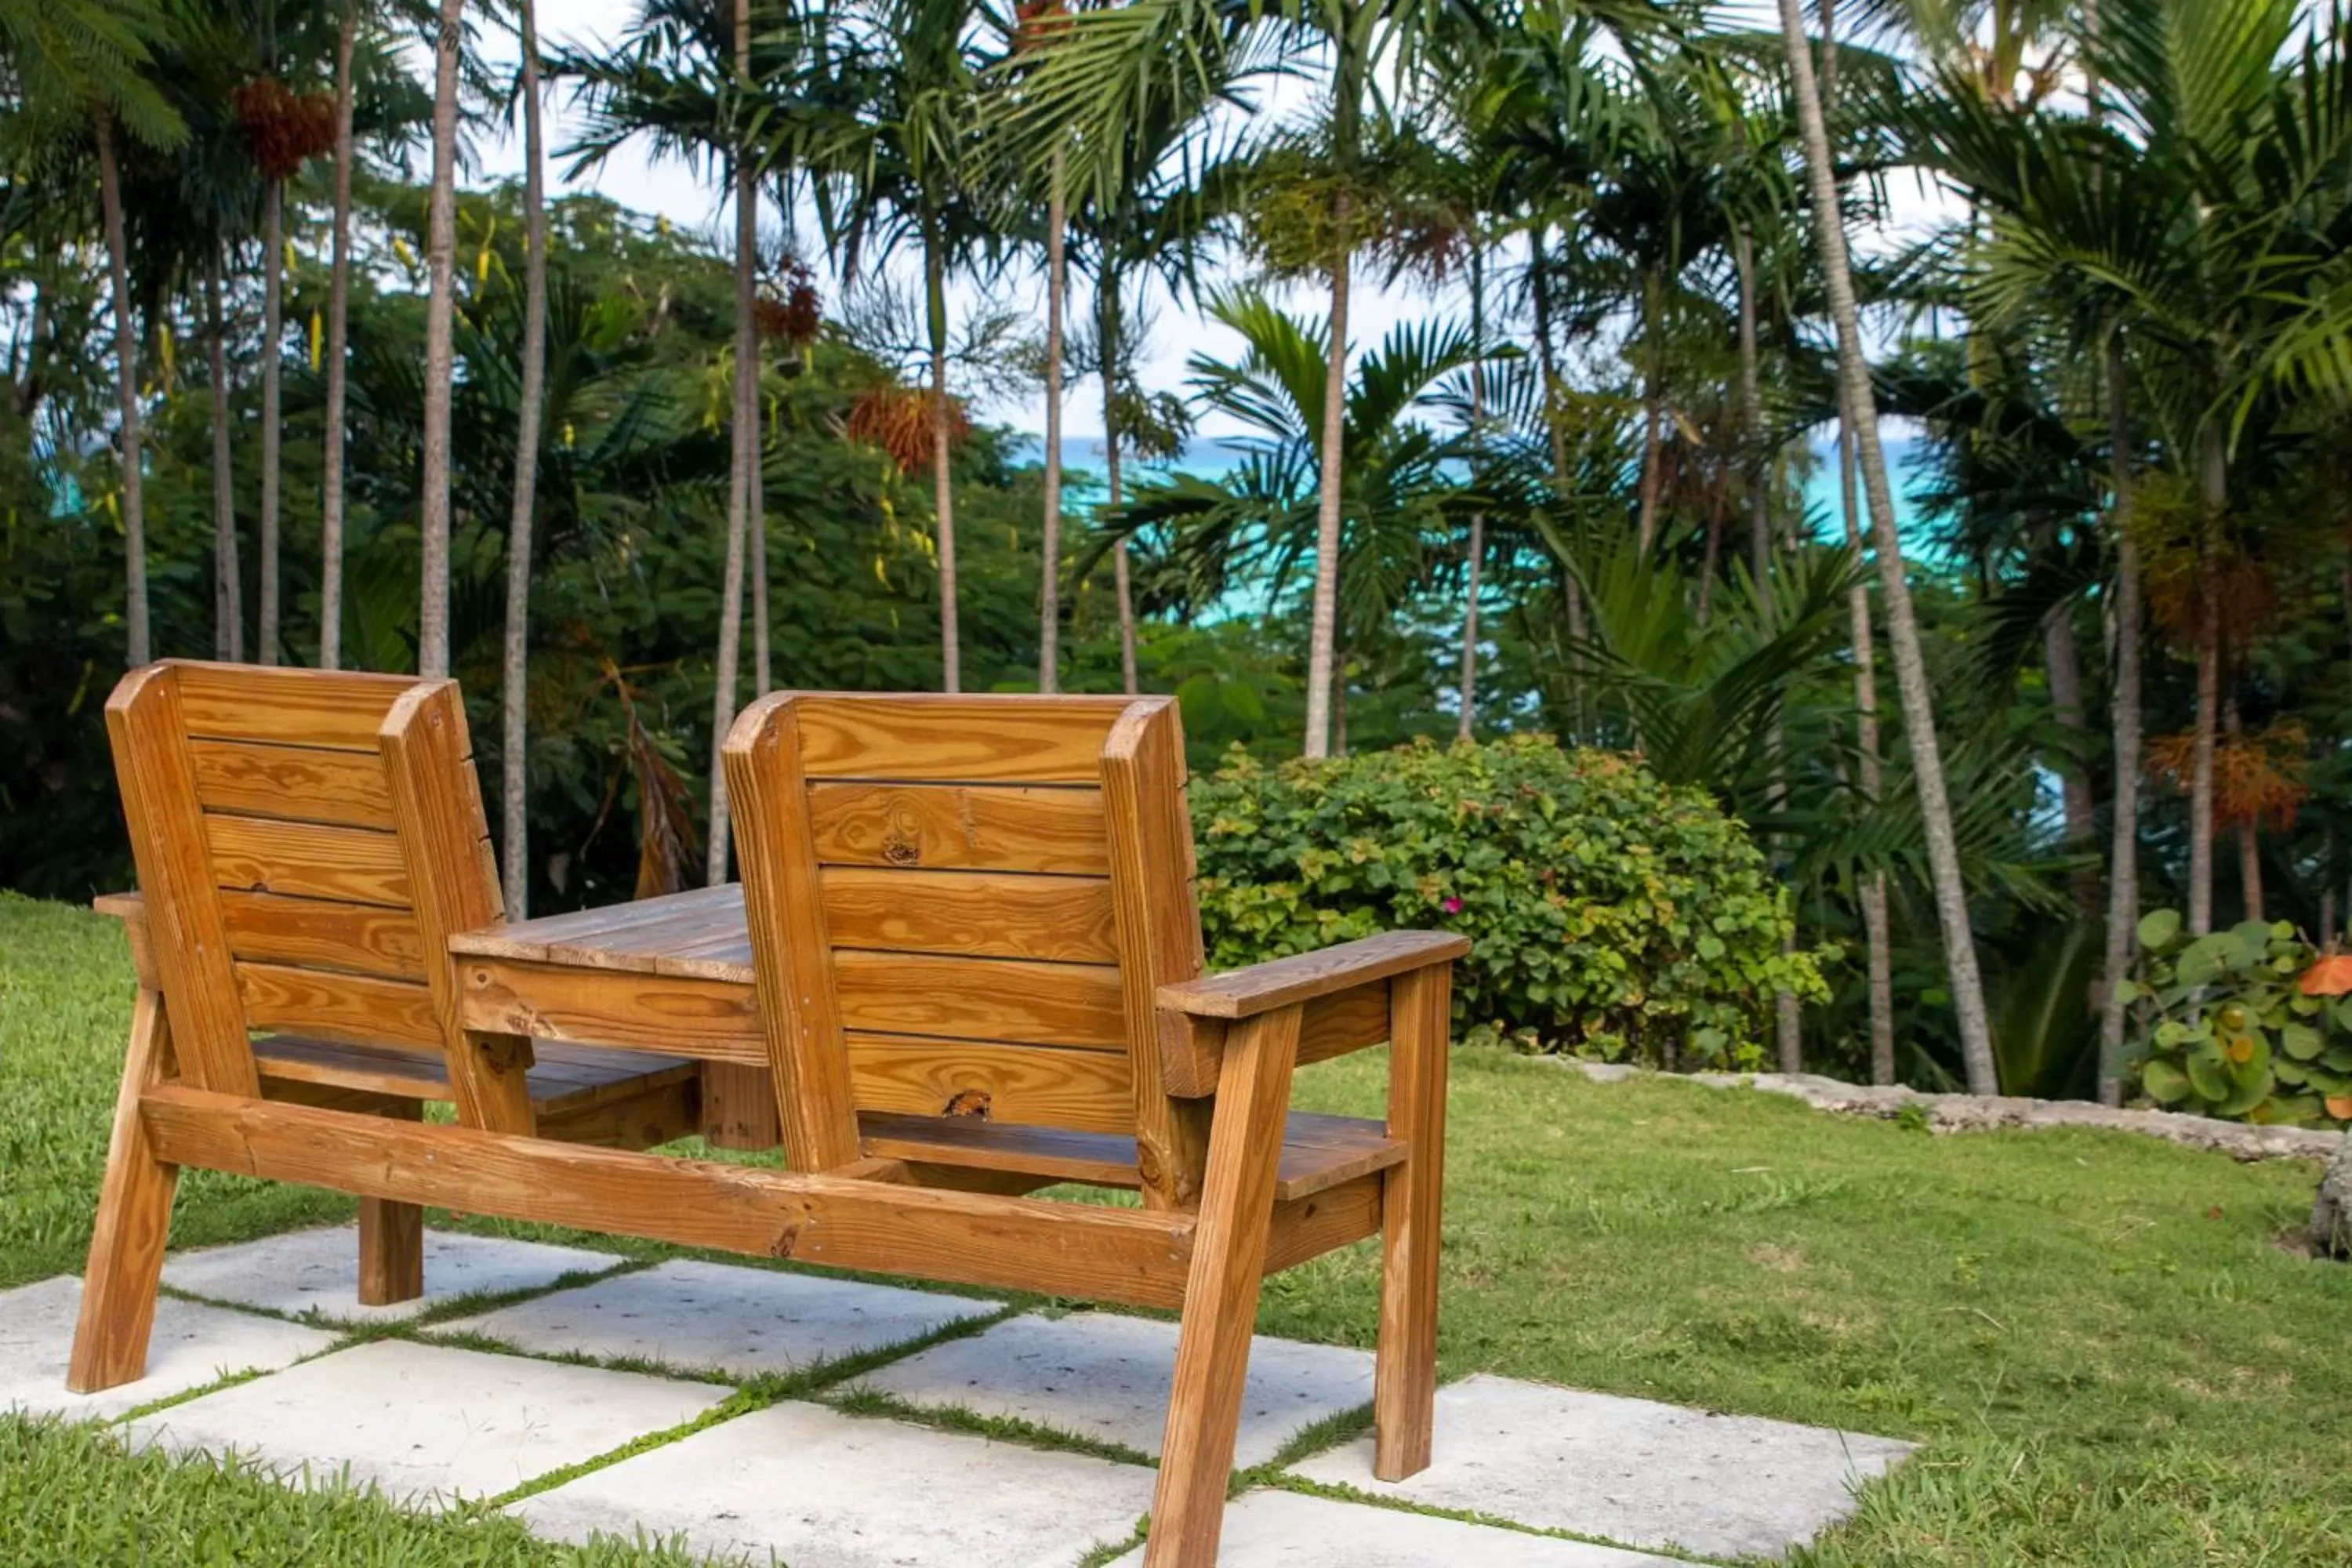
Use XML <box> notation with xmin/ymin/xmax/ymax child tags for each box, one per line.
<box><xmin>723</xmin><ymin>692</ymin><xmax>1211</xmax><ymax>1206</ymax></box>
<box><xmin>106</xmin><ymin>660</ymin><xmax>499</xmax><ymax>1097</ymax></box>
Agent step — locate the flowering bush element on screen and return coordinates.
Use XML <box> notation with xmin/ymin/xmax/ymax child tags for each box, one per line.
<box><xmin>2121</xmin><ymin>910</ymin><xmax>2352</xmax><ymax>1126</ymax></box>
<box><xmin>1188</xmin><ymin>735</ymin><xmax>1828</xmax><ymax>1069</ymax></box>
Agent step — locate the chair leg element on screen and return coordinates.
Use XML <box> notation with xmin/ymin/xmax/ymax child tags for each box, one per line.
<box><xmin>67</xmin><ymin>989</ymin><xmax>182</xmax><ymax>1394</ymax></box>
<box><xmin>1374</xmin><ymin>964</ymin><xmax>1452</xmax><ymax>1481</ymax></box>
<box><xmin>358</xmin><ymin>1102</ymin><xmax>425</xmax><ymax>1307</ymax></box>
<box><xmin>1145</xmin><ymin>1006</ymin><xmax>1301</xmax><ymax>1568</ymax></box>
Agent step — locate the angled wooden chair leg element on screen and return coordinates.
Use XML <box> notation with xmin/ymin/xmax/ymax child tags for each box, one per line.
<box><xmin>1145</xmin><ymin>1005</ymin><xmax>1301</xmax><ymax>1568</ymax></box>
<box><xmin>357</xmin><ymin>1102</ymin><xmax>426</xmax><ymax>1307</ymax></box>
<box><xmin>67</xmin><ymin>989</ymin><xmax>182</xmax><ymax>1395</ymax></box>
<box><xmin>1374</xmin><ymin>964</ymin><xmax>1452</xmax><ymax>1481</ymax></box>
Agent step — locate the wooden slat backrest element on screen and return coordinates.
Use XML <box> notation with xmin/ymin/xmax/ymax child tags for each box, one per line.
<box><xmin>724</xmin><ymin>693</ymin><xmax>1210</xmax><ymax>1204</ymax></box>
<box><xmin>105</xmin><ymin>662</ymin><xmax>498</xmax><ymax>1092</ymax></box>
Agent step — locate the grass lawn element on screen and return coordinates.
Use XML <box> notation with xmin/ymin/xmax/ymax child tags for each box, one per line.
<box><xmin>4</xmin><ymin>887</ymin><xmax>2350</xmax><ymax>1565</ymax></box>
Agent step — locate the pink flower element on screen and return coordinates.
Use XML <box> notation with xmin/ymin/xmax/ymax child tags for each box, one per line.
<box><xmin>1442</xmin><ymin>896</ymin><xmax>1463</xmax><ymax>914</ymax></box>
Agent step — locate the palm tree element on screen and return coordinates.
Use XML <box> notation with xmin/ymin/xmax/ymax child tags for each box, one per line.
<box><xmin>500</xmin><ymin>0</ymin><xmax>550</xmax><ymax>916</ymax></box>
<box><xmin>1777</xmin><ymin>0</ymin><xmax>2000</xmax><ymax>1094</ymax></box>
<box><xmin>2</xmin><ymin>0</ymin><xmax>187</xmax><ymax>665</ymax></box>
<box><xmin>706</xmin><ymin>0</ymin><xmax>757</xmax><ymax>881</ymax></box>
<box><xmin>319</xmin><ymin>0</ymin><xmax>358</xmax><ymax>669</ymax></box>
<box><xmin>418</xmin><ymin>0</ymin><xmax>465</xmax><ymax>678</ymax></box>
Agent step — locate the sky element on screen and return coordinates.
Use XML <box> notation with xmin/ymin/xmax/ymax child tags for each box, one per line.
<box><xmin>462</xmin><ymin>2</ymin><xmax>1965</xmax><ymax>442</ymax></box>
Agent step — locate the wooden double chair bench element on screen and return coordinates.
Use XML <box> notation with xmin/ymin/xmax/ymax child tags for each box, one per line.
<box><xmin>71</xmin><ymin>660</ymin><xmax>1465</xmax><ymax>1566</ymax></box>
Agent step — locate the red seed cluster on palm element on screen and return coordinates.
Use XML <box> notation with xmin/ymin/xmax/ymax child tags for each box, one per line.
<box><xmin>234</xmin><ymin>78</ymin><xmax>338</xmax><ymax>180</ymax></box>
<box><xmin>2147</xmin><ymin>720</ymin><xmax>2310</xmax><ymax>832</ymax></box>
<box><xmin>846</xmin><ymin>387</ymin><xmax>969</xmax><ymax>474</ymax></box>
<box><xmin>753</xmin><ymin>264</ymin><xmax>822</xmax><ymax>346</ymax></box>
<box><xmin>1011</xmin><ymin>0</ymin><xmax>1073</xmax><ymax>54</ymax></box>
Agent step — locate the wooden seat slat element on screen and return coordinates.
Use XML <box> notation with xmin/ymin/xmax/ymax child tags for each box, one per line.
<box><xmin>844</xmin><ymin>1031</ymin><xmax>1134</xmax><ymax>1132</ymax></box>
<box><xmin>449</xmin><ymin>885</ymin><xmax>745</xmax><ymax>971</ymax></box>
<box><xmin>189</xmin><ymin>739</ymin><xmax>397</xmax><ymax>829</ymax></box>
<box><xmin>820</xmin><ymin>866</ymin><xmax>1120</xmax><ymax>964</ymax></box>
<box><xmin>253</xmin><ymin>1036</ymin><xmax>695</xmax><ymax>1116</ymax></box>
<box><xmin>205</xmin><ymin>814</ymin><xmax>413</xmax><ymax>908</ymax></box>
<box><xmin>808</xmin><ymin>782</ymin><xmax>1112</xmax><ymax>874</ymax></box>
<box><xmin>235</xmin><ymin>961</ymin><xmax>443</xmax><ymax>1050</ymax></box>
<box><xmin>856</xmin><ymin>1109</ymin><xmax>1403</xmax><ymax>1204</ymax></box>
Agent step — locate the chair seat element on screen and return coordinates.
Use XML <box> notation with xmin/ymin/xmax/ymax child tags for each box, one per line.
<box><xmin>858</xmin><ymin>1109</ymin><xmax>1405</xmax><ymax>1203</ymax></box>
<box><xmin>253</xmin><ymin>1035</ymin><xmax>699</xmax><ymax>1120</ymax></box>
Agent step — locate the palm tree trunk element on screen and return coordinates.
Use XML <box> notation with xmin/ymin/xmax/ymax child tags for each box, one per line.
<box><xmin>1839</xmin><ymin>423</ymin><xmax>1896</xmax><ymax>1086</ymax></box>
<box><xmin>1039</xmin><ymin>143</ymin><xmax>1066</xmax><ymax>694</ymax></box>
<box><xmin>500</xmin><ymin>0</ymin><xmax>549</xmax><ymax>920</ymax></box>
<box><xmin>2045</xmin><ymin>599</ymin><xmax>2100</xmax><ymax>917</ymax></box>
<box><xmin>927</xmin><ymin>237</ymin><xmax>960</xmax><ymax>694</ymax></box>
<box><xmin>1303</xmin><ymin>205</ymin><xmax>1352</xmax><ymax>760</ymax></box>
<box><xmin>1528</xmin><ymin>224</ymin><xmax>1586</xmax><ymax>732</ymax></box>
<box><xmin>1779</xmin><ymin>0</ymin><xmax>1998</xmax><ymax>1094</ymax></box>
<box><xmin>96</xmin><ymin>109</ymin><xmax>150</xmax><ymax>668</ymax></box>
<box><xmin>752</xmin><ymin>413</ymin><xmax>769</xmax><ymax>695</ymax></box>
<box><xmin>2188</xmin><ymin>420</ymin><xmax>2224</xmax><ymax>935</ymax></box>
<box><xmin>258</xmin><ymin>178</ymin><xmax>283</xmax><ymax>665</ymax></box>
<box><xmin>1635</xmin><ymin>264</ymin><xmax>1664</xmax><ymax>556</ymax></box>
<box><xmin>205</xmin><ymin>243</ymin><xmax>242</xmax><ymax>662</ymax></box>
<box><xmin>1098</xmin><ymin>267</ymin><xmax>1138</xmax><ymax>695</ymax></box>
<box><xmin>2225</xmin><ymin>696</ymin><xmax>2260</xmax><ymax>921</ymax></box>
<box><xmin>706</xmin><ymin>16</ymin><xmax>760</xmax><ymax>886</ymax></box>
<box><xmin>320</xmin><ymin>2</ymin><xmax>358</xmax><ymax>670</ymax></box>
<box><xmin>2096</xmin><ymin>335</ymin><xmax>2140</xmax><ymax>1105</ymax></box>
<box><xmin>1458</xmin><ymin>245</ymin><xmax>1486</xmax><ymax>742</ymax></box>
<box><xmin>418</xmin><ymin>0</ymin><xmax>464</xmax><ymax>679</ymax></box>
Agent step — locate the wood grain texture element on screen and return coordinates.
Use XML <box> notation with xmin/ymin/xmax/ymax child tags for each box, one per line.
<box><xmin>1102</xmin><ymin>699</ymin><xmax>1214</xmax><ymax>1205</ymax></box>
<box><xmin>1160</xmin><ymin>931</ymin><xmax>1468</xmax><ymax>1021</ymax></box>
<box><xmin>1145</xmin><ymin>1004</ymin><xmax>1301</xmax><ymax>1568</ymax></box>
<box><xmin>699</xmin><ymin>1062</ymin><xmax>782</xmax><ymax>1150</ymax></box>
<box><xmin>189</xmin><ymin>739</ymin><xmax>395</xmax><ymax>828</ymax></box>
<box><xmin>459</xmin><ymin>957</ymin><xmax>764</xmax><ymax>1064</ymax></box>
<box><xmin>1375</xmin><ymin>961</ymin><xmax>1453</xmax><ymax>1481</ymax></box>
<box><xmin>1263</xmin><ymin>1172</ymin><xmax>1384</xmax><ymax>1275</ymax></box>
<box><xmin>174</xmin><ymin>659</ymin><xmax>415</xmax><ymax>750</ymax></box>
<box><xmin>219</xmin><ymin>891</ymin><xmax>428</xmax><ymax>981</ymax></box>
<box><xmin>357</xmin><ymin>1102</ymin><xmax>424</xmax><ymax>1307</ymax></box>
<box><xmin>105</xmin><ymin>666</ymin><xmax>260</xmax><ymax>1096</ymax></box>
<box><xmin>236</xmin><ymin>962</ymin><xmax>443</xmax><ymax>1050</ymax></box>
<box><xmin>140</xmin><ymin>1086</ymin><xmax>1199</xmax><ymax>1308</ymax></box>
<box><xmin>790</xmin><ymin>694</ymin><xmax>1131</xmax><ymax>783</ymax></box>
<box><xmin>379</xmin><ymin>681</ymin><xmax>525</xmax><ymax>1134</ymax></box>
<box><xmin>833</xmin><ymin>949</ymin><xmax>1127</xmax><ymax>1050</ymax></box>
<box><xmin>846</xmin><ymin>1033</ymin><xmax>1134</xmax><ymax>1131</ymax></box>
<box><xmin>724</xmin><ymin>694</ymin><xmax>862</xmax><ymax>1171</ymax></box>
<box><xmin>808</xmin><ymin>782</ymin><xmax>1109</xmax><ymax>873</ymax></box>
<box><xmin>66</xmin><ymin>989</ymin><xmax>182</xmax><ymax>1393</ymax></box>
<box><xmin>1163</xmin><ymin>978</ymin><xmax>1393</xmax><ymax>1093</ymax></box>
<box><xmin>820</xmin><ymin>866</ymin><xmax>1120</xmax><ymax>964</ymax></box>
<box><xmin>93</xmin><ymin>893</ymin><xmax>159</xmax><ymax>988</ymax></box>
<box><xmin>204</xmin><ymin>814</ymin><xmax>412</xmax><ymax>907</ymax></box>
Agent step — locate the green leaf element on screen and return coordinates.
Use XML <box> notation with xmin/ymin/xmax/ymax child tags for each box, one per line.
<box><xmin>2136</xmin><ymin>909</ymin><xmax>2183</xmax><ymax>950</ymax></box>
<box><xmin>2281</xmin><ymin>1023</ymin><xmax>2324</xmax><ymax>1061</ymax></box>
<box><xmin>2185</xmin><ymin>1050</ymin><xmax>2231</xmax><ymax>1103</ymax></box>
<box><xmin>2140</xmin><ymin>1058</ymin><xmax>2191</xmax><ymax>1102</ymax></box>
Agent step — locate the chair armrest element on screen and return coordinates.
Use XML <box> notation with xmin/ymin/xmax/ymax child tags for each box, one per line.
<box><xmin>92</xmin><ymin>892</ymin><xmax>158</xmax><ymax>988</ymax></box>
<box><xmin>1155</xmin><ymin>931</ymin><xmax>1468</xmax><ymax>1096</ymax></box>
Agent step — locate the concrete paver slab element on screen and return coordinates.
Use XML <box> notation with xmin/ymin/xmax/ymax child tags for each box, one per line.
<box><xmin>440</xmin><ymin>1258</ymin><xmax>996</xmax><ymax>1379</ymax></box>
<box><xmin>1288</xmin><ymin>1374</ymin><xmax>1913</xmax><ymax>1561</ymax></box>
<box><xmin>511</xmin><ymin>1398</ymin><xmax>1156</xmax><ymax>1568</ymax></box>
<box><xmin>858</xmin><ymin>1312</ymin><xmax>1374</xmax><ymax>1466</ymax></box>
<box><xmin>1104</xmin><ymin>1490</ymin><xmax>1688</xmax><ymax>1566</ymax></box>
<box><xmin>161</xmin><ymin>1227</ymin><xmax>622</xmax><ymax>1324</ymax></box>
<box><xmin>128</xmin><ymin>1338</ymin><xmax>727</xmax><ymax>1507</ymax></box>
<box><xmin>0</xmin><ymin>1276</ymin><xmax>338</xmax><ymax>1422</ymax></box>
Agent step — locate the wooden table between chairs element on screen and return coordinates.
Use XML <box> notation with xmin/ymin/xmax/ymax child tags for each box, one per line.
<box><xmin>450</xmin><ymin>884</ymin><xmax>782</xmax><ymax>1149</ymax></box>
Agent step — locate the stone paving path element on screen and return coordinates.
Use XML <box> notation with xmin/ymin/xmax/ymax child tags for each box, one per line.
<box><xmin>2</xmin><ymin>1226</ymin><xmax>1915</xmax><ymax>1565</ymax></box>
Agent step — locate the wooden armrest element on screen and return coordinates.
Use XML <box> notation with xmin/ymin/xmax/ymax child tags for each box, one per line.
<box><xmin>93</xmin><ymin>892</ymin><xmax>158</xmax><ymax>988</ymax></box>
<box><xmin>1156</xmin><ymin>931</ymin><xmax>1468</xmax><ymax>1021</ymax></box>
<box><xmin>1154</xmin><ymin>931</ymin><xmax>1468</xmax><ymax>1098</ymax></box>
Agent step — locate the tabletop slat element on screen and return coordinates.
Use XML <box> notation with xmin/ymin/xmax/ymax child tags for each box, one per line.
<box><xmin>451</xmin><ymin>884</ymin><xmax>750</xmax><ymax>981</ymax></box>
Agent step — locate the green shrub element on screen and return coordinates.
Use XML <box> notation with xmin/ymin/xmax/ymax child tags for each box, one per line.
<box><xmin>1188</xmin><ymin>734</ymin><xmax>1828</xmax><ymax>1069</ymax></box>
<box><xmin>2120</xmin><ymin>910</ymin><xmax>2352</xmax><ymax>1126</ymax></box>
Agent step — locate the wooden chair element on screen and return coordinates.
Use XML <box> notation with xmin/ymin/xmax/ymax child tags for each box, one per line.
<box><xmin>71</xmin><ymin>661</ymin><xmax>697</xmax><ymax>1392</ymax></box>
<box><xmin>720</xmin><ymin>692</ymin><xmax>1465</xmax><ymax>1566</ymax></box>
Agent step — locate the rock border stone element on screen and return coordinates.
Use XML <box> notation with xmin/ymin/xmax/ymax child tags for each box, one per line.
<box><xmin>1554</xmin><ymin>1059</ymin><xmax>2347</xmax><ymax>1163</ymax></box>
